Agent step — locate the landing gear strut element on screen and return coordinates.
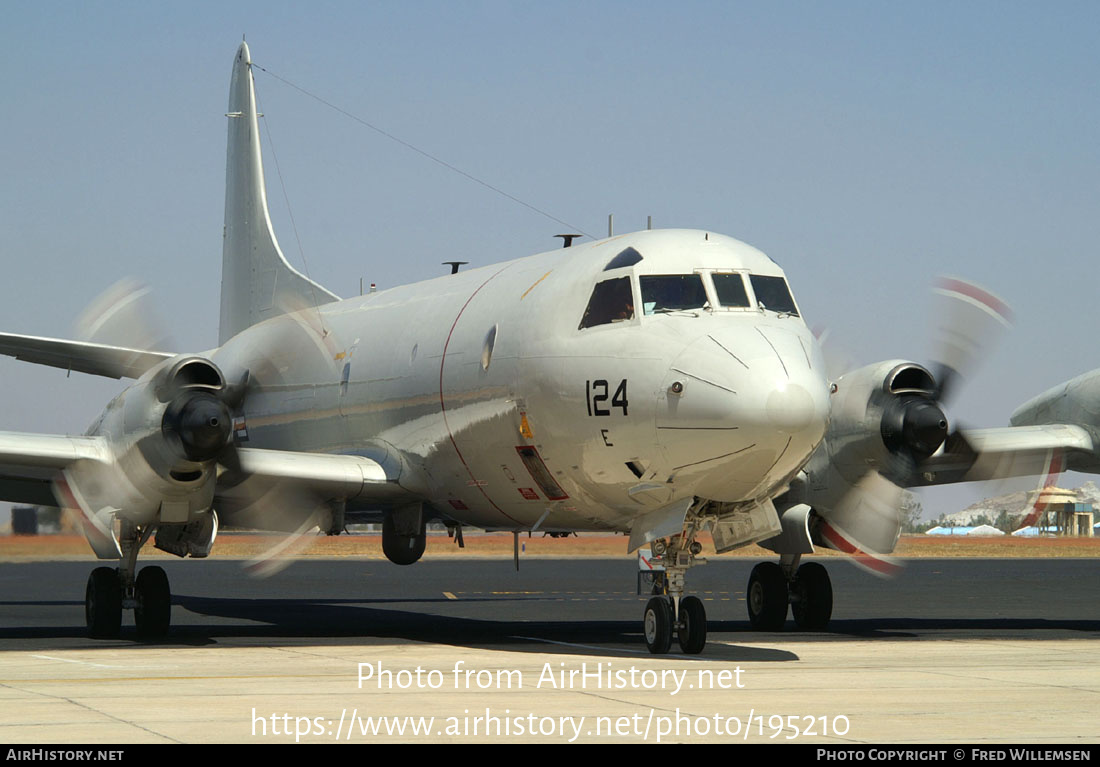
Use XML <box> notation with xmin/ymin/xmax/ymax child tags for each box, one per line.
<box><xmin>643</xmin><ymin>518</ymin><xmax>708</xmax><ymax>654</ymax></box>
<box><xmin>84</xmin><ymin>522</ymin><xmax>172</xmax><ymax>639</ymax></box>
<box><xmin>745</xmin><ymin>555</ymin><xmax>833</xmax><ymax>631</ymax></box>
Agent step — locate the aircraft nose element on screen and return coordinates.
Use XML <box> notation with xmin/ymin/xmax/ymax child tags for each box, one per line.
<box><xmin>766</xmin><ymin>381</ymin><xmax>818</xmax><ymax>433</ymax></box>
<box><xmin>655</xmin><ymin>324</ymin><xmax>829</xmax><ymax>501</ymax></box>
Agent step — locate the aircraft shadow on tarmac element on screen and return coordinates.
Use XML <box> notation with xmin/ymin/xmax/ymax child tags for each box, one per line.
<box><xmin>2</xmin><ymin>594</ymin><xmax>1097</xmax><ymax>658</ymax></box>
<box><xmin>0</xmin><ymin>595</ymin><xmax>793</xmax><ymax>661</ymax></box>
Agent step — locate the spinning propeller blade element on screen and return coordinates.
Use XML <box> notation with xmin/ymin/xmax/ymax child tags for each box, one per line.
<box><xmin>818</xmin><ymin>278</ymin><xmax>1013</xmax><ymax>571</ymax></box>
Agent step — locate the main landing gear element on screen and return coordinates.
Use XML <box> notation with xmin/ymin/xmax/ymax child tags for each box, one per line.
<box><xmin>746</xmin><ymin>555</ymin><xmax>832</xmax><ymax>631</ymax></box>
<box><xmin>85</xmin><ymin>522</ymin><xmax>172</xmax><ymax>639</ymax></box>
<box><xmin>382</xmin><ymin>505</ymin><xmax>427</xmax><ymax>566</ymax></box>
<box><xmin>382</xmin><ymin>510</ymin><xmax>426</xmax><ymax>566</ymax></box>
<box><xmin>644</xmin><ymin>531</ymin><xmax>707</xmax><ymax>655</ymax></box>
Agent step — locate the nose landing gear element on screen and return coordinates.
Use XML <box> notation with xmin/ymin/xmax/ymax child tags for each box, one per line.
<box><xmin>643</xmin><ymin>531</ymin><xmax>708</xmax><ymax>654</ymax></box>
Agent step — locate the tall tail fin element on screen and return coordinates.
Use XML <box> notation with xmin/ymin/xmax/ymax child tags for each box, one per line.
<box><xmin>219</xmin><ymin>42</ymin><xmax>338</xmax><ymax>345</ymax></box>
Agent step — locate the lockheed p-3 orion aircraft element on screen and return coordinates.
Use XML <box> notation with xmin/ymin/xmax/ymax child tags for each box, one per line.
<box><xmin>0</xmin><ymin>43</ymin><xmax>1019</xmax><ymax>653</ymax></box>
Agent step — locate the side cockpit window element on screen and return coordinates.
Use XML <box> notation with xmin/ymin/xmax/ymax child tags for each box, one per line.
<box><xmin>579</xmin><ymin>276</ymin><xmax>635</xmax><ymax>329</ymax></box>
<box><xmin>640</xmin><ymin>274</ymin><xmax>708</xmax><ymax>315</ymax></box>
<box><xmin>712</xmin><ymin>273</ymin><xmax>751</xmax><ymax>308</ymax></box>
<box><xmin>750</xmin><ymin>274</ymin><xmax>799</xmax><ymax>316</ymax></box>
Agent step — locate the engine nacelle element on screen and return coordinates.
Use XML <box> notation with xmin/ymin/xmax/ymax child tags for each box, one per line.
<box><xmin>72</xmin><ymin>355</ymin><xmax>233</xmax><ymax>527</ymax></box>
<box><xmin>822</xmin><ymin>360</ymin><xmax>946</xmax><ymax>486</ymax></box>
<box><xmin>769</xmin><ymin>360</ymin><xmax>947</xmax><ymax>557</ymax></box>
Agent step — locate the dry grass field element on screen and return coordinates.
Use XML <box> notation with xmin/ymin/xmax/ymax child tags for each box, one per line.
<box><xmin>2</xmin><ymin>531</ymin><xmax>1098</xmax><ymax>561</ymax></box>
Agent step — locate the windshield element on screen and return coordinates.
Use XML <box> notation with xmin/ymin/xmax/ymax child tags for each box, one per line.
<box><xmin>749</xmin><ymin>274</ymin><xmax>799</xmax><ymax>316</ymax></box>
<box><xmin>712</xmin><ymin>273</ymin><xmax>752</xmax><ymax>308</ymax></box>
<box><xmin>640</xmin><ymin>274</ymin><xmax>708</xmax><ymax>314</ymax></box>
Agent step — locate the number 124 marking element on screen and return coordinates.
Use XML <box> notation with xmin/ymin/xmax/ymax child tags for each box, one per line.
<box><xmin>586</xmin><ymin>379</ymin><xmax>628</xmax><ymax>416</ymax></box>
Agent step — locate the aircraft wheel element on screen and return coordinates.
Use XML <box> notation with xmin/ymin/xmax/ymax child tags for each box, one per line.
<box><xmin>747</xmin><ymin>562</ymin><xmax>789</xmax><ymax>631</ymax></box>
<box><xmin>791</xmin><ymin>562</ymin><xmax>832</xmax><ymax>631</ymax></box>
<box><xmin>676</xmin><ymin>595</ymin><xmax>707</xmax><ymax>654</ymax></box>
<box><xmin>86</xmin><ymin>567</ymin><xmax>122</xmax><ymax>639</ymax></box>
<box><xmin>135</xmin><ymin>566</ymin><xmax>172</xmax><ymax>638</ymax></box>
<box><xmin>643</xmin><ymin>596</ymin><xmax>673</xmax><ymax>654</ymax></box>
<box><xmin>382</xmin><ymin>515</ymin><xmax>426</xmax><ymax>565</ymax></box>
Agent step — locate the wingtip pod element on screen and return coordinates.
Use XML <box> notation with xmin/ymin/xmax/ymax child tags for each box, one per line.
<box><xmin>220</xmin><ymin>41</ymin><xmax>337</xmax><ymax>345</ymax></box>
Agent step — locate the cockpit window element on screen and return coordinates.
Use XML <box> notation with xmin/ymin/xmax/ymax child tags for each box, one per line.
<box><xmin>640</xmin><ymin>274</ymin><xmax>708</xmax><ymax>315</ymax></box>
<box><xmin>750</xmin><ymin>274</ymin><xmax>799</xmax><ymax>316</ymax></box>
<box><xmin>712</xmin><ymin>273</ymin><xmax>752</xmax><ymax>308</ymax></box>
<box><xmin>603</xmin><ymin>247</ymin><xmax>643</xmax><ymax>271</ymax></box>
<box><xmin>578</xmin><ymin>276</ymin><xmax>635</xmax><ymax>329</ymax></box>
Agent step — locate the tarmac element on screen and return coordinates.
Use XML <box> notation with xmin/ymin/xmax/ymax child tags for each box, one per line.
<box><xmin>1</xmin><ymin>557</ymin><xmax>1098</xmax><ymax>744</ymax></box>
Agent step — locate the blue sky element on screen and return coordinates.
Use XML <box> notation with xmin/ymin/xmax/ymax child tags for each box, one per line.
<box><xmin>2</xmin><ymin>2</ymin><xmax>1098</xmax><ymax>518</ymax></box>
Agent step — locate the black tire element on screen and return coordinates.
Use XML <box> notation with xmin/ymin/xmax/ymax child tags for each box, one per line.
<box><xmin>791</xmin><ymin>562</ymin><xmax>832</xmax><ymax>631</ymax></box>
<box><xmin>135</xmin><ymin>566</ymin><xmax>172</xmax><ymax>638</ymax></box>
<box><xmin>382</xmin><ymin>514</ymin><xmax>426</xmax><ymax>566</ymax></box>
<box><xmin>86</xmin><ymin>567</ymin><xmax>122</xmax><ymax>639</ymax></box>
<box><xmin>747</xmin><ymin>562</ymin><xmax>789</xmax><ymax>631</ymax></box>
<box><xmin>676</xmin><ymin>595</ymin><xmax>707</xmax><ymax>654</ymax></box>
<box><xmin>643</xmin><ymin>596</ymin><xmax>673</xmax><ymax>654</ymax></box>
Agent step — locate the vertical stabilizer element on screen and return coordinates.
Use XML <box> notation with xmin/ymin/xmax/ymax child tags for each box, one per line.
<box><xmin>219</xmin><ymin>42</ymin><xmax>339</xmax><ymax>345</ymax></box>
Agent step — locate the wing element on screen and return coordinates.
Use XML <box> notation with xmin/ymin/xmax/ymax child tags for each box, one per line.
<box><xmin>0</xmin><ymin>431</ymin><xmax>109</xmax><ymax>505</ymax></box>
<box><xmin>777</xmin><ymin>422</ymin><xmax>1097</xmax><ymax>572</ymax></box>
<box><xmin>0</xmin><ymin>435</ymin><xmax>413</xmax><ymax>511</ymax></box>
<box><xmin>230</xmin><ymin>447</ymin><xmax>411</xmax><ymax>507</ymax></box>
<box><xmin>0</xmin><ymin>332</ymin><xmax>173</xmax><ymax>380</ymax></box>
<box><xmin>214</xmin><ymin>447</ymin><xmax>416</xmax><ymax>533</ymax></box>
<box><xmin>0</xmin><ymin>429</ymin><xmax>414</xmax><ymax>546</ymax></box>
<box><xmin>913</xmin><ymin>424</ymin><xmax>1098</xmax><ymax>486</ymax></box>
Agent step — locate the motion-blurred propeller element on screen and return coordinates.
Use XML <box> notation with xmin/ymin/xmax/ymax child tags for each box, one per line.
<box><xmin>814</xmin><ymin>277</ymin><xmax>1013</xmax><ymax>575</ymax></box>
<box><xmin>56</xmin><ymin>282</ymin><xmax>331</xmax><ymax>572</ymax></box>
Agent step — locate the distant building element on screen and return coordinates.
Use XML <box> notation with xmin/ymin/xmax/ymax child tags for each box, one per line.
<box><xmin>926</xmin><ymin>525</ymin><xmax>1004</xmax><ymax>536</ymax></box>
<box><xmin>7</xmin><ymin>505</ymin><xmax>62</xmax><ymax>535</ymax></box>
<box><xmin>1025</xmin><ymin>487</ymin><xmax>1094</xmax><ymax>537</ymax></box>
<box><xmin>927</xmin><ymin>526</ymin><xmax>972</xmax><ymax>536</ymax></box>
